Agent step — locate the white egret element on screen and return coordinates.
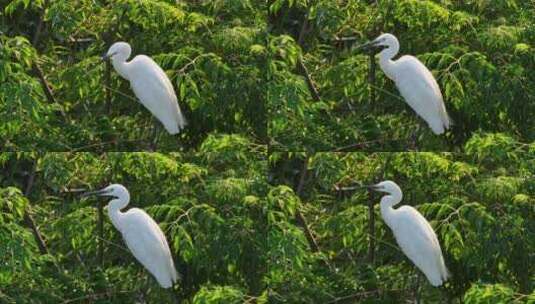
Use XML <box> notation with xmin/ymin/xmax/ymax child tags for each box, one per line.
<box><xmin>368</xmin><ymin>180</ymin><xmax>449</xmax><ymax>286</ymax></box>
<box><xmin>103</xmin><ymin>42</ymin><xmax>186</xmax><ymax>135</ymax></box>
<box><xmin>361</xmin><ymin>33</ymin><xmax>450</xmax><ymax>135</ymax></box>
<box><xmin>82</xmin><ymin>184</ymin><xmax>179</xmax><ymax>288</ymax></box>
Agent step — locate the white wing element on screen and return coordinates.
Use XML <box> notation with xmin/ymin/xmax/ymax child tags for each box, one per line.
<box><xmin>128</xmin><ymin>55</ymin><xmax>186</xmax><ymax>134</ymax></box>
<box><xmin>394</xmin><ymin>55</ymin><xmax>450</xmax><ymax>134</ymax></box>
<box><xmin>391</xmin><ymin>206</ymin><xmax>449</xmax><ymax>286</ymax></box>
<box><xmin>119</xmin><ymin>208</ymin><xmax>178</xmax><ymax>288</ymax></box>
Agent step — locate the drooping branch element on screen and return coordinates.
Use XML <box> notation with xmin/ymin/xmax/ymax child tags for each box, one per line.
<box><xmin>295</xmin><ymin>1</ymin><xmax>321</xmax><ymax>102</ymax></box>
<box><xmin>296</xmin><ymin>56</ymin><xmax>321</xmax><ymax>101</ymax></box>
<box><xmin>32</xmin><ymin>6</ymin><xmax>45</xmax><ymax>47</ymax></box>
<box><xmin>294</xmin><ymin>157</ymin><xmax>321</xmax><ymax>253</ymax></box>
<box><xmin>29</xmin><ymin>0</ymin><xmax>68</xmax><ymax>120</ymax></box>
<box><xmin>293</xmin><ymin>157</ymin><xmax>334</xmax><ymax>272</ymax></box>
<box><xmin>23</xmin><ymin>162</ymin><xmax>49</xmax><ymax>255</ymax></box>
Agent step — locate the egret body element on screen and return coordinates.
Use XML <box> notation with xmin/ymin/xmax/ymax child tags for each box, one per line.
<box><xmin>369</xmin><ymin>180</ymin><xmax>449</xmax><ymax>286</ymax></box>
<box><xmin>83</xmin><ymin>184</ymin><xmax>179</xmax><ymax>288</ymax></box>
<box><xmin>364</xmin><ymin>33</ymin><xmax>450</xmax><ymax>134</ymax></box>
<box><xmin>104</xmin><ymin>42</ymin><xmax>186</xmax><ymax>134</ymax></box>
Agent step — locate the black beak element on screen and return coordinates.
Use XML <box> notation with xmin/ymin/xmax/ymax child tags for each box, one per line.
<box><xmin>353</xmin><ymin>40</ymin><xmax>387</xmax><ymax>53</ymax></box>
<box><xmin>81</xmin><ymin>188</ymin><xmax>109</xmax><ymax>198</ymax></box>
<box><xmin>335</xmin><ymin>182</ymin><xmax>367</xmax><ymax>192</ymax></box>
<box><xmin>354</xmin><ymin>40</ymin><xmax>378</xmax><ymax>50</ymax></box>
<box><xmin>366</xmin><ymin>184</ymin><xmax>382</xmax><ymax>191</ymax></box>
<box><xmin>101</xmin><ymin>51</ymin><xmax>116</xmax><ymax>61</ymax></box>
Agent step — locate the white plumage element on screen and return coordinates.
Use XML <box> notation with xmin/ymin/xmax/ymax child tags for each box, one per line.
<box><xmin>370</xmin><ymin>180</ymin><xmax>449</xmax><ymax>286</ymax></box>
<box><xmin>105</xmin><ymin>42</ymin><xmax>186</xmax><ymax>134</ymax></box>
<box><xmin>369</xmin><ymin>33</ymin><xmax>450</xmax><ymax>134</ymax></box>
<box><xmin>83</xmin><ymin>184</ymin><xmax>179</xmax><ymax>288</ymax></box>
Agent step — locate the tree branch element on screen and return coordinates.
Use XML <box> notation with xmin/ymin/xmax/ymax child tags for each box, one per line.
<box><xmin>61</xmin><ymin>290</ymin><xmax>134</xmax><ymax>304</ymax></box>
<box><xmin>29</xmin><ymin>1</ymin><xmax>68</xmax><ymax>120</ymax></box>
<box><xmin>325</xmin><ymin>289</ymin><xmax>404</xmax><ymax>304</ymax></box>
<box><xmin>293</xmin><ymin>157</ymin><xmax>333</xmax><ymax>272</ymax></box>
<box><xmin>296</xmin><ymin>56</ymin><xmax>321</xmax><ymax>101</ymax></box>
<box><xmin>23</xmin><ymin>162</ymin><xmax>49</xmax><ymax>255</ymax></box>
<box><xmin>294</xmin><ymin>157</ymin><xmax>321</xmax><ymax>253</ymax></box>
<box><xmin>295</xmin><ymin>1</ymin><xmax>321</xmax><ymax>102</ymax></box>
<box><xmin>98</xmin><ymin>200</ymin><xmax>104</xmax><ymax>267</ymax></box>
<box><xmin>32</xmin><ymin>6</ymin><xmax>45</xmax><ymax>47</ymax></box>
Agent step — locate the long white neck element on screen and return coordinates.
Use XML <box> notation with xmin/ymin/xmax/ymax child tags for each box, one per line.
<box><xmin>111</xmin><ymin>56</ymin><xmax>131</xmax><ymax>80</ymax></box>
<box><xmin>379</xmin><ymin>190</ymin><xmax>402</xmax><ymax>228</ymax></box>
<box><xmin>377</xmin><ymin>44</ymin><xmax>399</xmax><ymax>81</ymax></box>
<box><xmin>107</xmin><ymin>192</ymin><xmax>130</xmax><ymax>232</ymax></box>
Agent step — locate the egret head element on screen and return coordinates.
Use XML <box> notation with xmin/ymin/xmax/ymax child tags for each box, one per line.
<box><xmin>368</xmin><ymin>180</ymin><xmax>402</xmax><ymax>195</ymax></box>
<box><xmin>371</xmin><ymin>33</ymin><xmax>398</xmax><ymax>49</ymax></box>
<box><xmin>82</xmin><ymin>183</ymin><xmax>129</xmax><ymax>199</ymax></box>
<box><xmin>102</xmin><ymin>42</ymin><xmax>131</xmax><ymax>62</ymax></box>
<box><xmin>356</xmin><ymin>33</ymin><xmax>399</xmax><ymax>54</ymax></box>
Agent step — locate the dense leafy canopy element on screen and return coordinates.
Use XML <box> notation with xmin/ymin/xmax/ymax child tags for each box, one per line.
<box><xmin>268</xmin><ymin>137</ymin><xmax>534</xmax><ymax>303</ymax></box>
<box><xmin>1</xmin><ymin>1</ymin><xmax>534</xmax><ymax>303</ymax></box>
<box><xmin>1</xmin><ymin>0</ymin><xmax>266</xmax><ymax>151</ymax></box>
<box><xmin>268</xmin><ymin>0</ymin><xmax>535</xmax><ymax>151</ymax></box>
<box><xmin>0</xmin><ymin>135</ymin><xmax>268</xmax><ymax>303</ymax></box>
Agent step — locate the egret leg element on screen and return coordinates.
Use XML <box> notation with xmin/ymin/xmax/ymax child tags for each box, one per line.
<box><xmin>168</xmin><ymin>287</ymin><xmax>180</xmax><ymax>304</ymax></box>
<box><xmin>137</xmin><ymin>270</ymin><xmax>150</xmax><ymax>303</ymax></box>
<box><xmin>414</xmin><ymin>271</ymin><xmax>421</xmax><ymax>304</ymax></box>
<box><xmin>149</xmin><ymin>120</ymin><xmax>162</xmax><ymax>151</ymax></box>
<box><xmin>409</xmin><ymin>123</ymin><xmax>421</xmax><ymax>151</ymax></box>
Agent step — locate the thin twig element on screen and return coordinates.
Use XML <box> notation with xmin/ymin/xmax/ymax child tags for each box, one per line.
<box><xmin>177</xmin><ymin>53</ymin><xmax>214</xmax><ymax>74</ymax></box>
<box><xmin>95</xmin><ymin>236</ymin><xmax>130</xmax><ymax>254</ymax></box>
<box><xmin>325</xmin><ymin>289</ymin><xmax>404</xmax><ymax>304</ymax></box>
<box><xmin>61</xmin><ymin>290</ymin><xmax>134</xmax><ymax>304</ymax></box>
<box><xmin>100</xmin><ymin>84</ymin><xmax>139</xmax><ymax>103</ymax></box>
<box><xmin>333</xmin><ymin>136</ymin><xmax>405</xmax><ymax>152</ymax></box>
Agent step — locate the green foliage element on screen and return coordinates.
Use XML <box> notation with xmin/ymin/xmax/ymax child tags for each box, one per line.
<box><xmin>1</xmin><ymin>0</ymin><xmax>266</xmax><ymax>150</ymax></box>
<box><xmin>463</xmin><ymin>283</ymin><xmax>532</xmax><ymax>303</ymax></box>
<box><xmin>268</xmin><ymin>0</ymin><xmax>535</xmax><ymax>151</ymax></box>
<box><xmin>268</xmin><ymin>148</ymin><xmax>534</xmax><ymax>303</ymax></box>
<box><xmin>0</xmin><ymin>135</ymin><xmax>268</xmax><ymax>302</ymax></box>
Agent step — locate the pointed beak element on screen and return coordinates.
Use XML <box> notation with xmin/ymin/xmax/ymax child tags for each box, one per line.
<box><xmin>101</xmin><ymin>51</ymin><xmax>116</xmax><ymax>61</ymax></box>
<box><xmin>335</xmin><ymin>182</ymin><xmax>366</xmax><ymax>192</ymax></box>
<box><xmin>353</xmin><ymin>39</ymin><xmax>387</xmax><ymax>53</ymax></box>
<box><xmin>354</xmin><ymin>39</ymin><xmax>379</xmax><ymax>51</ymax></box>
<box><xmin>81</xmin><ymin>188</ymin><xmax>110</xmax><ymax>198</ymax></box>
<box><xmin>366</xmin><ymin>184</ymin><xmax>383</xmax><ymax>191</ymax></box>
